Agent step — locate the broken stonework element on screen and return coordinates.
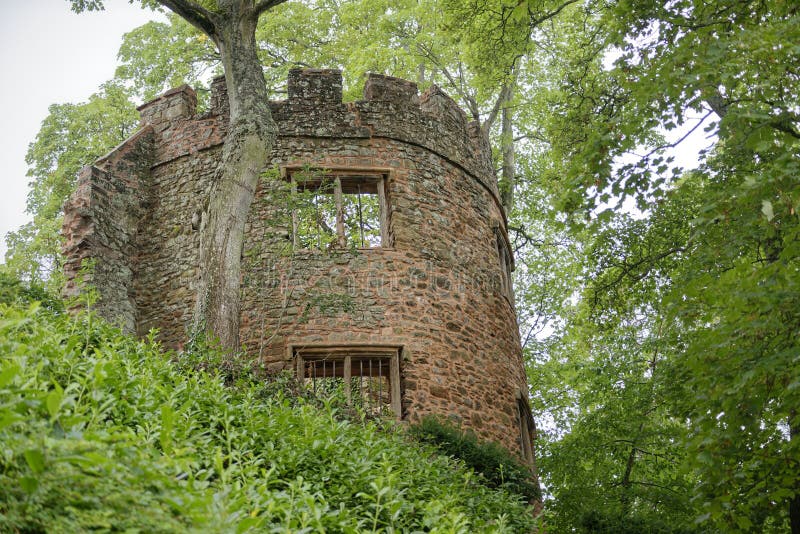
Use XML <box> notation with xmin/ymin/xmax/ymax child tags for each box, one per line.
<box><xmin>62</xmin><ymin>69</ymin><xmax>535</xmax><ymax>464</ymax></box>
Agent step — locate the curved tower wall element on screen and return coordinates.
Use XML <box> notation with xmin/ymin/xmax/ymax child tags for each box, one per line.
<box><xmin>62</xmin><ymin>69</ymin><xmax>533</xmax><ymax>457</ymax></box>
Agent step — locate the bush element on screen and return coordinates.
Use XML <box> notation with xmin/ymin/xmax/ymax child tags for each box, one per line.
<box><xmin>0</xmin><ymin>300</ymin><xmax>535</xmax><ymax>532</ymax></box>
<box><xmin>0</xmin><ymin>271</ymin><xmax>63</xmax><ymax>312</ymax></box>
<box><xmin>578</xmin><ymin>510</ymin><xmax>707</xmax><ymax>534</ymax></box>
<box><xmin>408</xmin><ymin>416</ymin><xmax>540</xmax><ymax>502</ymax></box>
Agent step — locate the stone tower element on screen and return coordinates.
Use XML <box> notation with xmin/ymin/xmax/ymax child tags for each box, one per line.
<box><xmin>62</xmin><ymin>69</ymin><xmax>536</xmax><ymax>462</ymax></box>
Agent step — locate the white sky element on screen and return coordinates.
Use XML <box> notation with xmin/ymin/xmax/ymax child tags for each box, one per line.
<box><xmin>0</xmin><ymin>0</ymin><xmax>163</xmax><ymax>261</ymax></box>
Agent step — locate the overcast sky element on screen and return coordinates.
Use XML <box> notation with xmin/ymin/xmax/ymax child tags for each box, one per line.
<box><xmin>0</xmin><ymin>0</ymin><xmax>163</xmax><ymax>261</ymax></box>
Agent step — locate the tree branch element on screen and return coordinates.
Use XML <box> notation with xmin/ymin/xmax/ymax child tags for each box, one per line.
<box><xmin>157</xmin><ymin>0</ymin><xmax>218</xmax><ymax>39</ymax></box>
<box><xmin>254</xmin><ymin>0</ymin><xmax>290</xmax><ymax>17</ymax></box>
<box><xmin>414</xmin><ymin>41</ymin><xmax>481</xmax><ymax>120</ymax></box>
<box><xmin>638</xmin><ymin>110</ymin><xmax>714</xmax><ymax>160</ymax></box>
<box><xmin>528</xmin><ymin>0</ymin><xmax>580</xmax><ymax>30</ymax></box>
<box><xmin>622</xmin><ymin>480</ymin><xmax>682</xmax><ymax>494</ymax></box>
<box><xmin>508</xmin><ymin>224</ymin><xmax>569</xmax><ymax>253</ymax></box>
<box><xmin>705</xmin><ymin>93</ymin><xmax>728</xmax><ymax>119</ymax></box>
<box><xmin>770</xmin><ymin>115</ymin><xmax>800</xmax><ymax>139</ymax></box>
<box><xmin>483</xmin><ymin>81</ymin><xmax>514</xmax><ymax>134</ymax></box>
<box><xmin>591</xmin><ymin>246</ymin><xmax>687</xmax><ymax>311</ymax></box>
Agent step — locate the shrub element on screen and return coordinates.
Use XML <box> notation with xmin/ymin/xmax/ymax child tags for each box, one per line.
<box><xmin>0</xmin><ymin>271</ymin><xmax>63</xmax><ymax>311</ymax></box>
<box><xmin>408</xmin><ymin>416</ymin><xmax>540</xmax><ymax>502</ymax></box>
<box><xmin>0</xmin><ymin>300</ymin><xmax>535</xmax><ymax>532</ymax></box>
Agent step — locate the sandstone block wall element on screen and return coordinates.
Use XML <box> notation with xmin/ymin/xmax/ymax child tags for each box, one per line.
<box><xmin>62</xmin><ymin>127</ymin><xmax>154</xmax><ymax>332</ymax></box>
<box><xmin>62</xmin><ymin>69</ymin><xmax>534</xmax><ymax>461</ymax></box>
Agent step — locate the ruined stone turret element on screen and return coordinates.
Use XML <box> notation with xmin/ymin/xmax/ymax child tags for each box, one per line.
<box><xmin>62</xmin><ymin>69</ymin><xmax>535</xmax><ymax>464</ymax></box>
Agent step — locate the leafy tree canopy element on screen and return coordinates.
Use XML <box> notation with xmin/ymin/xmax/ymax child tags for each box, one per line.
<box><xmin>4</xmin><ymin>82</ymin><xmax>138</xmax><ymax>288</ymax></box>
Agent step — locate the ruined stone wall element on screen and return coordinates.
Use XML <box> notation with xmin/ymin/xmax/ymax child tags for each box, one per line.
<box><xmin>62</xmin><ymin>128</ymin><xmax>154</xmax><ymax>333</ymax></box>
<box><xmin>62</xmin><ymin>69</ymin><xmax>532</xmax><ymax>458</ymax></box>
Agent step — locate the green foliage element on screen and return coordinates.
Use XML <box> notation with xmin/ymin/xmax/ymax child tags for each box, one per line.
<box><xmin>409</xmin><ymin>416</ymin><xmax>539</xmax><ymax>502</ymax></box>
<box><xmin>0</xmin><ymin>271</ymin><xmax>64</xmax><ymax>312</ymax></box>
<box><xmin>0</xmin><ymin>299</ymin><xmax>534</xmax><ymax>532</ymax></box>
<box><xmin>533</xmin><ymin>297</ymin><xmax>701</xmax><ymax>531</ymax></box>
<box><xmin>531</xmin><ymin>1</ymin><xmax>800</xmax><ymax>531</ymax></box>
<box><xmin>116</xmin><ymin>14</ymin><xmax>219</xmax><ymax>102</ymax></box>
<box><xmin>4</xmin><ymin>82</ymin><xmax>138</xmax><ymax>289</ymax></box>
<box><xmin>577</xmin><ymin>510</ymin><xmax>704</xmax><ymax>534</ymax></box>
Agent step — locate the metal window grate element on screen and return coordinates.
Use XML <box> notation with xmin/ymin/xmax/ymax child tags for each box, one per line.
<box><xmin>304</xmin><ymin>356</ymin><xmax>392</xmax><ymax>416</ymax></box>
<box><xmin>296</xmin><ymin>347</ymin><xmax>402</xmax><ymax>419</ymax></box>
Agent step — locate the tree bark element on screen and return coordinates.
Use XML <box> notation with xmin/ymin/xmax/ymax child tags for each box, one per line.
<box><xmin>500</xmin><ymin>91</ymin><xmax>516</xmax><ymax>214</ymax></box>
<box><xmin>494</xmin><ymin>77</ymin><xmax>517</xmax><ymax>215</ymax></box>
<box><xmin>158</xmin><ymin>0</ymin><xmax>281</xmax><ymax>350</ymax></box>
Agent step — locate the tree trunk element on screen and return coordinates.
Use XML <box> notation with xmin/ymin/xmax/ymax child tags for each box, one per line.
<box><xmin>179</xmin><ymin>1</ymin><xmax>279</xmax><ymax>351</ymax></box>
<box><xmin>500</xmin><ymin>93</ymin><xmax>516</xmax><ymax>214</ymax></box>
<box><xmin>620</xmin><ymin>422</ymin><xmax>644</xmax><ymax>514</ymax></box>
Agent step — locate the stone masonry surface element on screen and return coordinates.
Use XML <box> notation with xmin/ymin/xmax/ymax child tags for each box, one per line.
<box><xmin>62</xmin><ymin>69</ymin><xmax>535</xmax><ymax>463</ymax></box>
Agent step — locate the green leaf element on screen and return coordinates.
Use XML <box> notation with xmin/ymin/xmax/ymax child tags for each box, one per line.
<box><xmin>19</xmin><ymin>476</ymin><xmax>39</xmax><ymax>494</ymax></box>
<box><xmin>237</xmin><ymin>516</ymin><xmax>260</xmax><ymax>533</ymax></box>
<box><xmin>735</xmin><ymin>515</ymin><xmax>753</xmax><ymax>530</ymax></box>
<box><xmin>24</xmin><ymin>449</ymin><xmax>45</xmax><ymax>474</ymax></box>
<box><xmin>0</xmin><ymin>412</ymin><xmax>23</xmax><ymax>430</ymax></box>
<box><xmin>0</xmin><ymin>362</ymin><xmax>20</xmax><ymax>387</ymax></box>
<box><xmin>695</xmin><ymin>513</ymin><xmax>711</xmax><ymax>524</ymax></box>
<box><xmin>160</xmin><ymin>404</ymin><xmax>174</xmax><ymax>454</ymax></box>
<box><xmin>761</xmin><ymin>199</ymin><xmax>774</xmax><ymax>221</ymax></box>
<box><xmin>46</xmin><ymin>385</ymin><xmax>64</xmax><ymax>419</ymax></box>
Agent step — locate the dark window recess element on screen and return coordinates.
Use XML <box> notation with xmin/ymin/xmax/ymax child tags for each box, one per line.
<box><xmin>290</xmin><ymin>171</ymin><xmax>388</xmax><ymax>249</ymax></box>
<box><xmin>517</xmin><ymin>397</ymin><xmax>535</xmax><ymax>466</ymax></box>
<box><xmin>495</xmin><ymin>228</ymin><xmax>514</xmax><ymax>304</ymax></box>
<box><xmin>295</xmin><ymin>347</ymin><xmax>402</xmax><ymax>419</ymax></box>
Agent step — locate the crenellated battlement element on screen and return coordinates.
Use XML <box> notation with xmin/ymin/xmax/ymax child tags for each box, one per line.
<box><xmin>137</xmin><ymin>85</ymin><xmax>197</xmax><ymax>131</ymax></box>
<box><xmin>129</xmin><ymin>69</ymin><xmax>497</xmax><ymax>199</ymax></box>
<box><xmin>287</xmin><ymin>68</ymin><xmax>343</xmax><ymax>104</ymax></box>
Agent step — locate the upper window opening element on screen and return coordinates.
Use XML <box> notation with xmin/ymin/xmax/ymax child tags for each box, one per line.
<box><xmin>288</xmin><ymin>168</ymin><xmax>389</xmax><ymax>250</ymax></box>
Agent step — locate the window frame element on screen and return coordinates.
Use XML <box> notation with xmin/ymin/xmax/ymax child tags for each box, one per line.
<box><xmin>517</xmin><ymin>397</ymin><xmax>535</xmax><ymax>467</ymax></box>
<box><xmin>282</xmin><ymin>165</ymin><xmax>391</xmax><ymax>250</ymax></box>
<box><xmin>292</xmin><ymin>344</ymin><xmax>403</xmax><ymax>419</ymax></box>
<box><xmin>495</xmin><ymin>226</ymin><xmax>515</xmax><ymax>305</ymax></box>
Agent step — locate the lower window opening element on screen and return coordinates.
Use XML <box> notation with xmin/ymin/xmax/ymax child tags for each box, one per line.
<box><xmin>296</xmin><ymin>347</ymin><xmax>402</xmax><ymax>419</ymax></box>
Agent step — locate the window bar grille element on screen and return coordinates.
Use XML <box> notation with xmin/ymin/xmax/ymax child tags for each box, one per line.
<box><xmin>369</xmin><ymin>359</ymin><xmax>373</xmax><ymax>413</ymax></box>
<box><xmin>315</xmin><ymin>195</ymin><xmax>322</xmax><ymax>250</ymax></box>
<box><xmin>357</xmin><ymin>183</ymin><xmax>365</xmax><ymax>247</ymax></box>
<box><xmin>361</xmin><ymin>359</ymin><xmax>365</xmax><ymax>409</ymax></box>
<box><xmin>311</xmin><ymin>360</ymin><xmax>317</xmax><ymax>395</ymax></box>
<box><xmin>335</xmin><ymin>176</ymin><xmax>346</xmax><ymax>248</ymax></box>
<box><xmin>344</xmin><ymin>355</ymin><xmax>351</xmax><ymax>404</ymax></box>
<box><xmin>298</xmin><ymin>351</ymin><xmax>399</xmax><ymax>419</ymax></box>
<box><xmin>378</xmin><ymin>359</ymin><xmax>383</xmax><ymax>415</ymax></box>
